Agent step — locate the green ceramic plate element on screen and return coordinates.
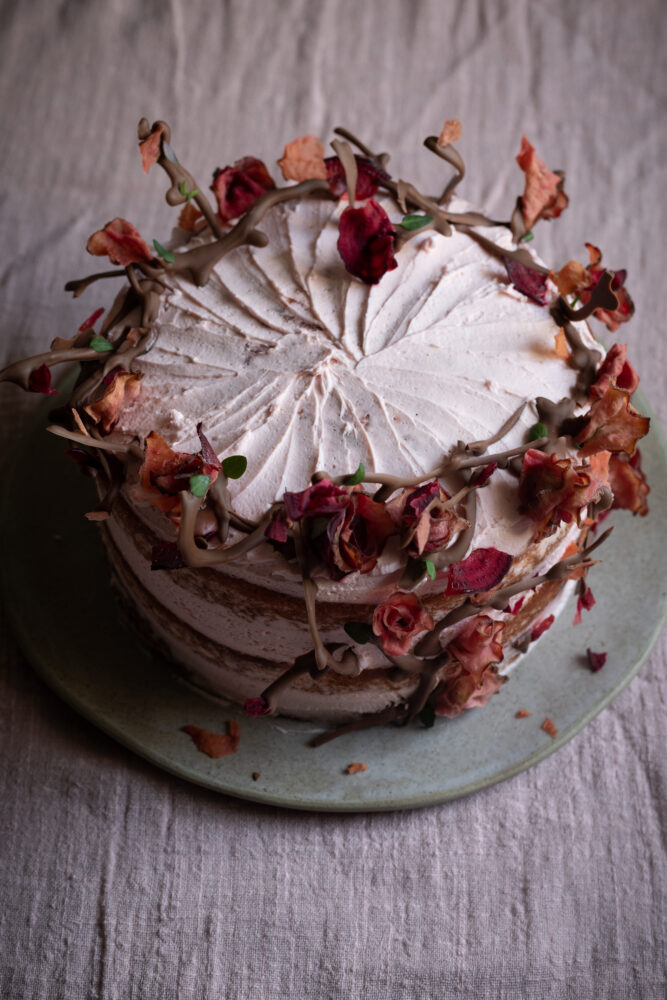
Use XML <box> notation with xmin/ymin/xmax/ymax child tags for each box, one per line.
<box><xmin>2</xmin><ymin>392</ymin><xmax>666</xmax><ymax>812</ymax></box>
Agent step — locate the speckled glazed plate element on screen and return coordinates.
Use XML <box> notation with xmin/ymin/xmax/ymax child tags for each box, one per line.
<box><xmin>2</xmin><ymin>391</ymin><xmax>667</xmax><ymax>812</ymax></box>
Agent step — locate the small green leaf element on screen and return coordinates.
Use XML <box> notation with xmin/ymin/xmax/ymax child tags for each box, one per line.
<box><xmin>419</xmin><ymin>703</ymin><xmax>436</xmax><ymax>728</ymax></box>
<box><xmin>153</xmin><ymin>239</ymin><xmax>175</xmax><ymax>263</ymax></box>
<box><xmin>222</xmin><ymin>454</ymin><xmax>247</xmax><ymax>479</ymax></box>
<box><xmin>162</xmin><ymin>141</ymin><xmax>179</xmax><ymax>165</ymax></box>
<box><xmin>344</xmin><ymin>462</ymin><xmax>365</xmax><ymax>486</ymax></box>
<box><xmin>186</xmin><ymin>188</ymin><xmax>200</xmax><ymax>203</ymax></box>
<box><xmin>422</xmin><ymin>557</ymin><xmax>436</xmax><ymax>580</ymax></box>
<box><xmin>179</xmin><ymin>180</ymin><xmax>187</xmax><ymax>196</ymax></box>
<box><xmin>344</xmin><ymin>621</ymin><xmax>374</xmax><ymax>644</ymax></box>
<box><xmin>571</xmin><ymin>294</ymin><xmax>581</xmax><ymax>307</ymax></box>
<box><xmin>521</xmin><ymin>230</ymin><xmax>534</xmax><ymax>242</ymax></box>
<box><xmin>399</xmin><ymin>214</ymin><xmax>434</xmax><ymax>231</ymax></box>
<box><xmin>529</xmin><ymin>422</ymin><xmax>548</xmax><ymax>441</ymax></box>
<box><xmin>189</xmin><ymin>473</ymin><xmax>211</xmax><ymax>497</ymax></box>
<box><xmin>89</xmin><ymin>335</ymin><xmax>115</xmax><ymax>353</ymax></box>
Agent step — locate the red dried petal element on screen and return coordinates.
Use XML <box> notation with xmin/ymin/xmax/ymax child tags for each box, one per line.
<box><xmin>504</xmin><ymin>256</ymin><xmax>548</xmax><ymax>305</ymax></box>
<box><xmin>372</xmin><ymin>591</ymin><xmax>434</xmax><ymax>657</ymax></box>
<box><xmin>139</xmin><ymin>122</ymin><xmax>164</xmax><ymax>174</ymax></box>
<box><xmin>211</xmin><ymin>157</ymin><xmax>275</xmax><ymax>223</ymax></box>
<box><xmin>278</xmin><ymin>135</ymin><xmax>327</xmax><ymax>182</ymax></box>
<box><xmin>78</xmin><ymin>307</ymin><xmax>105</xmax><ymax>333</ymax></box>
<box><xmin>446</xmin><ymin>548</ymin><xmax>513</xmax><ymax>595</ymax></box>
<box><xmin>331</xmin><ymin>493</ymin><xmax>396</xmax><ymax>575</ymax></box>
<box><xmin>284</xmin><ymin>479</ymin><xmax>349</xmax><ymax>520</ymax></box>
<box><xmin>178</xmin><ymin>203</ymin><xmax>202</xmax><ymax>232</ymax></box>
<box><xmin>182</xmin><ymin>720</ymin><xmax>240</xmax><ymax>758</ymax></box>
<box><xmin>265</xmin><ymin>508</ymin><xmax>289</xmax><ymax>543</ymax></box>
<box><xmin>325</xmin><ymin>156</ymin><xmax>389</xmax><ymax>200</ymax></box>
<box><xmin>338</xmin><ymin>200</ymin><xmax>397</xmax><ymax>285</ymax></box>
<box><xmin>87</xmin><ymin>218</ymin><xmax>153</xmax><ymax>267</ymax></box>
<box><xmin>590</xmin><ymin>344</ymin><xmax>639</xmax><ymax>398</ymax></box>
<box><xmin>516</xmin><ymin>136</ymin><xmax>569</xmax><ymax>229</ymax></box>
<box><xmin>608</xmin><ymin>451</ymin><xmax>650</xmax><ymax>516</ymax></box>
<box><xmin>28</xmin><ymin>364</ymin><xmax>58</xmax><ymax>396</ymax></box>
<box><xmin>243</xmin><ymin>697</ymin><xmax>271</xmax><ymax>717</ymax></box>
<box><xmin>573</xmin><ymin>586</ymin><xmax>596</xmax><ymax>626</ymax></box>
<box><xmin>531</xmin><ymin>615</ymin><xmax>554</xmax><ymax>641</ymax></box>
<box><xmin>587</xmin><ymin>648</ymin><xmax>607</xmax><ymax>672</ymax></box>
<box><xmin>519</xmin><ymin>448</ymin><xmax>610</xmax><ymax>530</ymax></box>
<box><xmin>574</xmin><ymin>386</ymin><xmax>650</xmax><ymax>457</ymax></box>
<box><xmin>196</xmin><ymin>423</ymin><xmax>221</xmax><ymax>470</ymax></box>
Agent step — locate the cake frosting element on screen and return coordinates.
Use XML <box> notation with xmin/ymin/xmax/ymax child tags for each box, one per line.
<box><xmin>0</xmin><ymin>118</ymin><xmax>650</xmax><ymax>735</ymax></box>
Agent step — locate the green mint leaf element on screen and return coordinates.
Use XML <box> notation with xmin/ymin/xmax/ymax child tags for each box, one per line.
<box><xmin>179</xmin><ymin>180</ymin><xmax>187</xmax><ymax>196</ymax></box>
<box><xmin>344</xmin><ymin>621</ymin><xmax>374</xmax><ymax>644</ymax></box>
<box><xmin>399</xmin><ymin>214</ymin><xmax>434</xmax><ymax>231</ymax></box>
<box><xmin>344</xmin><ymin>462</ymin><xmax>365</xmax><ymax>486</ymax></box>
<box><xmin>419</xmin><ymin>703</ymin><xmax>436</xmax><ymax>728</ymax></box>
<box><xmin>153</xmin><ymin>239</ymin><xmax>175</xmax><ymax>263</ymax></box>
<box><xmin>162</xmin><ymin>141</ymin><xmax>179</xmax><ymax>165</ymax></box>
<box><xmin>189</xmin><ymin>473</ymin><xmax>211</xmax><ymax>497</ymax></box>
<box><xmin>521</xmin><ymin>230</ymin><xmax>534</xmax><ymax>243</ymax></box>
<box><xmin>222</xmin><ymin>454</ymin><xmax>247</xmax><ymax>480</ymax></box>
<box><xmin>186</xmin><ymin>188</ymin><xmax>200</xmax><ymax>203</ymax></box>
<box><xmin>529</xmin><ymin>422</ymin><xmax>548</xmax><ymax>441</ymax></box>
<box><xmin>89</xmin><ymin>335</ymin><xmax>115</xmax><ymax>353</ymax></box>
<box><xmin>422</xmin><ymin>557</ymin><xmax>436</xmax><ymax>580</ymax></box>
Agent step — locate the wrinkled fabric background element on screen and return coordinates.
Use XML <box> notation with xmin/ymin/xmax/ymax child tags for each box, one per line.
<box><xmin>0</xmin><ymin>1</ymin><xmax>665</xmax><ymax>997</ymax></box>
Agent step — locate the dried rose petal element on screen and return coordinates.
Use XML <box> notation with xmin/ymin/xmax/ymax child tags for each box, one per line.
<box><xmin>265</xmin><ymin>508</ymin><xmax>289</xmax><ymax>543</ymax></box>
<box><xmin>284</xmin><ymin>479</ymin><xmax>349</xmax><ymax>520</ymax></box>
<box><xmin>435</xmin><ymin>662</ymin><xmax>506</xmax><ymax>718</ymax></box>
<box><xmin>28</xmin><ymin>364</ymin><xmax>58</xmax><ymax>396</ymax></box>
<box><xmin>516</xmin><ymin>709</ymin><xmax>531</xmax><ymax>718</ymax></box>
<box><xmin>243</xmin><ymin>697</ymin><xmax>271</xmax><ymax>717</ymax></box>
<box><xmin>504</xmin><ymin>256</ymin><xmax>548</xmax><ymax>305</ymax></box>
<box><xmin>178</xmin><ymin>203</ymin><xmax>202</xmax><ymax>232</ymax></box>
<box><xmin>388</xmin><ymin>480</ymin><xmax>468</xmax><ymax>557</ymax></box>
<box><xmin>519</xmin><ymin>449</ymin><xmax>610</xmax><ymax>531</ymax></box>
<box><xmin>139</xmin><ymin>122</ymin><xmax>164</xmax><ymax>174</ymax></box>
<box><xmin>554</xmin><ymin>244</ymin><xmax>634</xmax><ymax>332</ymax></box>
<box><xmin>516</xmin><ymin>136</ymin><xmax>568</xmax><ymax>230</ymax></box>
<box><xmin>541</xmin><ymin>717</ymin><xmax>559</xmax><ymax>738</ymax></box>
<box><xmin>446</xmin><ymin>548</ymin><xmax>512</xmax><ymax>595</ymax></box>
<box><xmin>345</xmin><ymin>763</ymin><xmax>368</xmax><ymax>774</ymax></box>
<box><xmin>608</xmin><ymin>451</ymin><xmax>650</xmax><ymax>516</ymax></box>
<box><xmin>338</xmin><ymin>199</ymin><xmax>397</xmax><ymax>285</ymax></box>
<box><xmin>573</xmin><ymin>586</ymin><xmax>596</xmax><ymax>626</ymax></box>
<box><xmin>587</xmin><ymin>648</ymin><xmax>607</xmax><ymax>672</ymax></box>
<box><xmin>83</xmin><ymin>368</ymin><xmax>142</xmax><ymax>433</ymax></box>
<box><xmin>182</xmin><ymin>720</ymin><xmax>240</xmax><ymax>758</ymax></box>
<box><xmin>327</xmin><ymin>493</ymin><xmax>396</xmax><ymax>576</ymax></box>
<box><xmin>447</xmin><ymin>615</ymin><xmax>505</xmax><ymax>682</ymax></box>
<box><xmin>196</xmin><ymin>423</ymin><xmax>221</xmax><ymax>470</ymax></box>
<box><xmin>325</xmin><ymin>156</ymin><xmax>389</xmax><ymax>200</ymax></box>
<box><xmin>590</xmin><ymin>344</ymin><xmax>639</xmax><ymax>398</ymax></box>
<box><xmin>438</xmin><ymin>118</ymin><xmax>462</xmax><ymax>146</ymax></box>
<box><xmin>211</xmin><ymin>157</ymin><xmax>275</xmax><ymax>223</ymax></box>
<box><xmin>574</xmin><ymin>386</ymin><xmax>650</xmax><ymax>458</ymax></box>
<box><xmin>372</xmin><ymin>591</ymin><xmax>434</xmax><ymax>657</ymax></box>
<box><xmin>278</xmin><ymin>135</ymin><xmax>327</xmax><ymax>182</ymax></box>
<box><xmin>531</xmin><ymin>615</ymin><xmax>554</xmax><ymax>641</ymax></box>
<box><xmin>78</xmin><ymin>307</ymin><xmax>105</xmax><ymax>333</ymax></box>
<box><xmin>86</xmin><ymin>218</ymin><xmax>153</xmax><ymax>267</ymax></box>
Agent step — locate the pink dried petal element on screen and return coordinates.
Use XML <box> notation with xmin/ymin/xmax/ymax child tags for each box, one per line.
<box><xmin>278</xmin><ymin>135</ymin><xmax>327</xmax><ymax>182</ymax></box>
<box><xmin>504</xmin><ymin>256</ymin><xmax>548</xmax><ymax>305</ymax></box>
<box><xmin>78</xmin><ymin>307</ymin><xmax>105</xmax><ymax>333</ymax></box>
<box><xmin>212</xmin><ymin>157</ymin><xmax>275</xmax><ymax>223</ymax></box>
<box><xmin>530</xmin><ymin>615</ymin><xmax>554</xmax><ymax>641</ymax></box>
<box><xmin>87</xmin><ymin>218</ymin><xmax>153</xmax><ymax>267</ymax></box>
<box><xmin>139</xmin><ymin>122</ymin><xmax>164</xmax><ymax>174</ymax></box>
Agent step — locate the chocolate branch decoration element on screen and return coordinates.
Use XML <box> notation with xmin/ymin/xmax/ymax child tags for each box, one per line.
<box><xmin>0</xmin><ymin>116</ymin><xmax>650</xmax><ymax>740</ymax></box>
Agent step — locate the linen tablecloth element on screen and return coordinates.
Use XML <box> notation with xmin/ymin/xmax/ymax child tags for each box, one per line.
<box><xmin>1</xmin><ymin>1</ymin><xmax>665</xmax><ymax>997</ymax></box>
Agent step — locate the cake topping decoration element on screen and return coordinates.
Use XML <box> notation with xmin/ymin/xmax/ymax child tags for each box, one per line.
<box><xmin>0</xmin><ymin>114</ymin><xmax>654</xmax><ymax>742</ymax></box>
<box><xmin>587</xmin><ymin>649</ymin><xmax>607</xmax><ymax>672</ymax></box>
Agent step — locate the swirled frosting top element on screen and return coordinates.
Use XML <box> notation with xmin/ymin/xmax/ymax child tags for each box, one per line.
<box><xmin>117</xmin><ymin>194</ymin><xmax>597</xmax><ymax>556</ymax></box>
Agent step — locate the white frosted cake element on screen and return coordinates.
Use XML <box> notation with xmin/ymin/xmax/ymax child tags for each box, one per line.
<box><xmin>1</xmin><ymin>119</ymin><xmax>650</xmax><ymax>736</ymax></box>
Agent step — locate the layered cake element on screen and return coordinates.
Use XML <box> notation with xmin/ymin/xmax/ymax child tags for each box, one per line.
<box><xmin>1</xmin><ymin>119</ymin><xmax>650</xmax><ymax>737</ymax></box>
